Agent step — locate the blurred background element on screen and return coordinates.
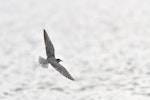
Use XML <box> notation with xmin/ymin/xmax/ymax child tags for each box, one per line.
<box><xmin>0</xmin><ymin>0</ymin><xmax>150</xmax><ymax>100</ymax></box>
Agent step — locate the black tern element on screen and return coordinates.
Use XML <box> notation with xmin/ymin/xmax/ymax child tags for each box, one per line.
<box><xmin>39</xmin><ymin>29</ymin><xmax>75</xmax><ymax>81</ymax></box>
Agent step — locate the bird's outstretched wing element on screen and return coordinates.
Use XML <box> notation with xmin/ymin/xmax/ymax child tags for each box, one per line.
<box><xmin>50</xmin><ymin>61</ymin><xmax>75</xmax><ymax>81</ymax></box>
<box><xmin>43</xmin><ymin>29</ymin><xmax>55</xmax><ymax>58</ymax></box>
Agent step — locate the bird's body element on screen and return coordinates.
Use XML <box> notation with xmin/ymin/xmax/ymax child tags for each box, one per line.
<box><xmin>39</xmin><ymin>29</ymin><xmax>75</xmax><ymax>81</ymax></box>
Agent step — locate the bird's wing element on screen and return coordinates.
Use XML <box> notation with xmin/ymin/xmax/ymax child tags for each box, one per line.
<box><xmin>50</xmin><ymin>61</ymin><xmax>75</xmax><ymax>81</ymax></box>
<box><xmin>43</xmin><ymin>29</ymin><xmax>55</xmax><ymax>58</ymax></box>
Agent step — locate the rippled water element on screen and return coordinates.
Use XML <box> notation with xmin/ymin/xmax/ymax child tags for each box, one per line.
<box><xmin>0</xmin><ymin>0</ymin><xmax>150</xmax><ymax>100</ymax></box>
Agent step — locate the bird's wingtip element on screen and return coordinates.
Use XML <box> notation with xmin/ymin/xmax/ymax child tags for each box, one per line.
<box><xmin>71</xmin><ymin>78</ymin><xmax>75</xmax><ymax>81</ymax></box>
<box><xmin>69</xmin><ymin>76</ymin><xmax>75</xmax><ymax>81</ymax></box>
<box><xmin>43</xmin><ymin>29</ymin><xmax>48</xmax><ymax>37</ymax></box>
<box><xmin>43</xmin><ymin>29</ymin><xmax>46</xmax><ymax>33</ymax></box>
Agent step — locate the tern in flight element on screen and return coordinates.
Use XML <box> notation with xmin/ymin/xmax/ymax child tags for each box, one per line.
<box><xmin>39</xmin><ymin>29</ymin><xmax>75</xmax><ymax>81</ymax></box>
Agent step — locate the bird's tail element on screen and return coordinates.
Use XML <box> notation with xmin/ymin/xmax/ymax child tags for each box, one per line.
<box><xmin>39</xmin><ymin>56</ymin><xmax>49</xmax><ymax>68</ymax></box>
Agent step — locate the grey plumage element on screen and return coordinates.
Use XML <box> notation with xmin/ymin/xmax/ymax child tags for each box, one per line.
<box><xmin>39</xmin><ymin>29</ymin><xmax>75</xmax><ymax>81</ymax></box>
<box><xmin>39</xmin><ymin>56</ymin><xmax>48</xmax><ymax>68</ymax></box>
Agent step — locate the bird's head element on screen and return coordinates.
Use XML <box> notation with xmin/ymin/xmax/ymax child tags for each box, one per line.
<box><xmin>56</xmin><ymin>59</ymin><xmax>62</xmax><ymax>63</ymax></box>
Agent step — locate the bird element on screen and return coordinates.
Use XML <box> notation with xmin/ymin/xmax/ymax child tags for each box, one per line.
<box><xmin>39</xmin><ymin>29</ymin><xmax>75</xmax><ymax>81</ymax></box>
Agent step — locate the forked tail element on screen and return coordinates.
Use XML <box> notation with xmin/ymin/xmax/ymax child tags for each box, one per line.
<box><xmin>39</xmin><ymin>56</ymin><xmax>49</xmax><ymax>68</ymax></box>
